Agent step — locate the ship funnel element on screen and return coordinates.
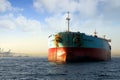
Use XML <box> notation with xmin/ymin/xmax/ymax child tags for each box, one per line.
<box><xmin>66</xmin><ymin>11</ymin><xmax>70</xmax><ymax>32</ymax></box>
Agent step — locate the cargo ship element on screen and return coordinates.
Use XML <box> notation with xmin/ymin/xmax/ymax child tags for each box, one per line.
<box><xmin>48</xmin><ymin>12</ymin><xmax>111</xmax><ymax>63</ymax></box>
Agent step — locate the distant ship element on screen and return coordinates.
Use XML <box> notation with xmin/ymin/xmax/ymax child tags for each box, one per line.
<box><xmin>48</xmin><ymin>12</ymin><xmax>111</xmax><ymax>63</ymax></box>
<box><xmin>0</xmin><ymin>48</ymin><xmax>13</xmax><ymax>57</ymax></box>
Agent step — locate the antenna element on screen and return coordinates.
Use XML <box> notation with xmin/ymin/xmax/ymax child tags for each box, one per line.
<box><xmin>94</xmin><ymin>29</ymin><xmax>97</xmax><ymax>37</ymax></box>
<box><xmin>66</xmin><ymin>11</ymin><xmax>70</xmax><ymax>32</ymax></box>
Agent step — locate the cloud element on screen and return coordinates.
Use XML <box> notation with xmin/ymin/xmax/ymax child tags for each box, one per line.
<box><xmin>0</xmin><ymin>0</ymin><xmax>23</xmax><ymax>13</ymax></box>
<box><xmin>100</xmin><ymin>0</ymin><xmax>120</xmax><ymax>22</ymax></box>
<box><xmin>0</xmin><ymin>0</ymin><xmax>12</xmax><ymax>12</ymax></box>
<box><xmin>0</xmin><ymin>13</ymin><xmax>16</xmax><ymax>30</ymax></box>
<box><xmin>33</xmin><ymin>0</ymin><xmax>120</xmax><ymax>20</ymax></box>
<box><xmin>0</xmin><ymin>0</ymin><xmax>41</xmax><ymax>32</ymax></box>
<box><xmin>44</xmin><ymin>14</ymin><xmax>67</xmax><ymax>32</ymax></box>
<box><xmin>15</xmin><ymin>15</ymin><xmax>42</xmax><ymax>31</ymax></box>
<box><xmin>0</xmin><ymin>13</ymin><xmax>42</xmax><ymax>32</ymax></box>
<box><xmin>33</xmin><ymin>0</ymin><xmax>99</xmax><ymax>17</ymax></box>
<box><xmin>0</xmin><ymin>19</ymin><xmax>16</xmax><ymax>30</ymax></box>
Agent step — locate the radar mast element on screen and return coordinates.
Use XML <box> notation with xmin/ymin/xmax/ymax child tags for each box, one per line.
<box><xmin>66</xmin><ymin>11</ymin><xmax>70</xmax><ymax>32</ymax></box>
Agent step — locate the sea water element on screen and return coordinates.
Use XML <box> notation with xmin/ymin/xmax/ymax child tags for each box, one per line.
<box><xmin>0</xmin><ymin>57</ymin><xmax>120</xmax><ymax>80</ymax></box>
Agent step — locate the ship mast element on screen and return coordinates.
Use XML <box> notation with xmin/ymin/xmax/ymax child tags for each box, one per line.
<box><xmin>66</xmin><ymin>11</ymin><xmax>70</xmax><ymax>32</ymax></box>
<box><xmin>94</xmin><ymin>29</ymin><xmax>97</xmax><ymax>37</ymax></box>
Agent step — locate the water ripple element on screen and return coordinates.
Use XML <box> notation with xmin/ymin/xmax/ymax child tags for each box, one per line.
<box><xmin>0</xmin><ymin>57</ymin><xmax>120</xmax><ymax>80</ymax></box>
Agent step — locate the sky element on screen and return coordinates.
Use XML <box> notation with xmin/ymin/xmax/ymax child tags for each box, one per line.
<box><xmin>0</xmin><ymin>0</ymin><xmax>120</xmax><ymax>56</ymax></box>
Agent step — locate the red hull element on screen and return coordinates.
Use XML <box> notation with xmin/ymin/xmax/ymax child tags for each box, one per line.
<box><xmin>48</xmin><ymin>47</ymin><xmax>111</xmax><ymax>63</ymax></box>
